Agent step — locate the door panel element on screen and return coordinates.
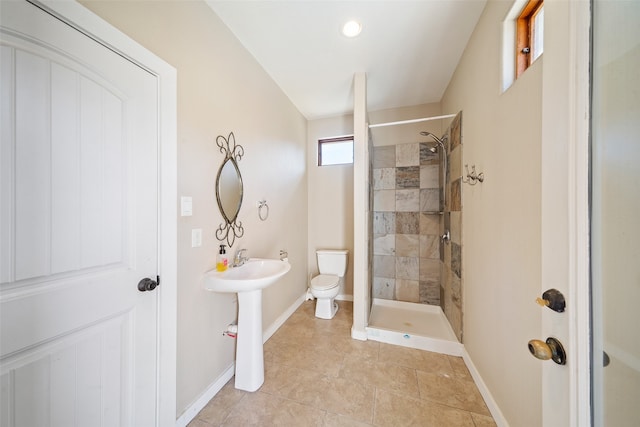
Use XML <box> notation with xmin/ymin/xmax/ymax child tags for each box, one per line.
<box><xmin>1</xmin><ymin>1</ymin><xmax>158</xmax><ymax>425</ymax></box>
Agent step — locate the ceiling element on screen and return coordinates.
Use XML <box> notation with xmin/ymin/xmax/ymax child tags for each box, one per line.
<box><xmin>206</xmin><ymin>1</ymin><xmax>486</xmax><ymax>120</ymax></box>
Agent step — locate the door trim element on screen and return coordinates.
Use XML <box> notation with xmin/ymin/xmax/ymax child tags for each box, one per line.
<box><xmin>35</xmin><ymin>1</ymin><xmax>178</xmax><ymax>425</ymax></box>
<box><xmin>567</xmin><ymin>2</ymin><xmax>591</xmax><ymax>424</ymax></box>
<box><xmin>540</xmin><ymin>1</ymin><xmax>591</xmax><ymax>425</ymax></box>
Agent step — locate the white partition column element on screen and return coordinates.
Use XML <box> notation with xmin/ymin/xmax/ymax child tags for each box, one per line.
<box><xmin>352</xmin><ymin>72</ymin><xmax>369</xmax><ymax>340</ymax></box>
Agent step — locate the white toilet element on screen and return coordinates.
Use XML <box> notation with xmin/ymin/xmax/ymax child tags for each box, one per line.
<box><xmin>310</xmin><ymin>249</ymin><xmax>348</xmax><ymax>319</ymax></box>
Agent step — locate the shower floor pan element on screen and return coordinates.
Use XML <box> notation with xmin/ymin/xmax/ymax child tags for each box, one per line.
<box><xmin>367</xmin><ymin>299</ymin><xmax>464</xmax><ymax>356</ymax></box>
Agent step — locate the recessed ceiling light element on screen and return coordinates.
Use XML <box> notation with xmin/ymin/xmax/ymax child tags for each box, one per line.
<box><xmin>342</xmin><ymin>20</ymin><xmax>362</xmax><ymax>38</ymax></box>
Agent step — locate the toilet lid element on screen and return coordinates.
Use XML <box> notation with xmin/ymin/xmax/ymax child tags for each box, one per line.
<box><xmin>310</xmin><ymin>274</ymin><xmax>339</xmax><ymax>290</ymax></box>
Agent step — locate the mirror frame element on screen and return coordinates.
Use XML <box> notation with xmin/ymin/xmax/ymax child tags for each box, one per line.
<box><xmin>215</xmin><ymin>132</ymin><xmax>244</xmax><ymax>247</ymax></box>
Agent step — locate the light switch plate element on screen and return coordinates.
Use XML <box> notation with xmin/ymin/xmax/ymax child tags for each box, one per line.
<box><xmin>181</xmin><ymin>196</ymin><xmax>193</xmax><ymax>216</ymax></box>
<box><xmin>191</xmin><ymin>229</ymin><xmax>202</xmax><ymax>247</ymax></box>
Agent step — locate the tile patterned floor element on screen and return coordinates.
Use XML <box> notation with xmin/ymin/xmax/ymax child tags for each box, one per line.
<box><xmin>189</xmin><ymin>301</ymin><xmax>496</xmax><ymax>426</ymax></box>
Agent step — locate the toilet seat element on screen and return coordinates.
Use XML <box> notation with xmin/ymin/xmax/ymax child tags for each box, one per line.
<box><xmin>310</xmin><ymin>274</ymin><xmax>339</xmax><ymax>290</ymax></box>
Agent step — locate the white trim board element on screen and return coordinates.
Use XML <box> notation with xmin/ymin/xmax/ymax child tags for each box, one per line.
<box><xmin>463</xmin><ymin>348</ymin><xmax>509</xmax><ymax>427</ymax></box>
<box><xmin>175</xmin><ymin>364</ymin><xmax>235</xmax><ymax>427</ymax></box>
<box><xmin>177</xmin><ymin>293</ymin><xmax>306</xmax><ymax>427</ymax></box>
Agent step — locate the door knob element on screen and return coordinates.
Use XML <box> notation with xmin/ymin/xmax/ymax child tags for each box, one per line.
<box><xmin>528</xmin><ymin>337</ymin><xmax>566</xmax><ymax>365</ymax></box>
<box><xmin>138</xmin><ymin>276</ymin><xmax>159</xmax><ymax>292</ymax></box>
<box><xmin>536</xmin><ymin>288</ymin><xmax>565</xmax><ymax>313</ymax></box>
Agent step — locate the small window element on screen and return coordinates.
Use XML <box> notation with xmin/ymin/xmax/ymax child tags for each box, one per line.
<box><xmin>516</xmin><ymin>0</ymin><xmax>544</xmax><ymax>78</ymax></box>
<box><xmin>318</xmin><ymin>136</ymin><xmax>353</xmax><ymax>166</ymax></box>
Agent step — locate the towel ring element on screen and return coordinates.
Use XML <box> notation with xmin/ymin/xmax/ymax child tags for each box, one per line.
<box><xmin>258</xmin><ymin>200</ymin><xmax>269</xmax><ymax>221</ymax></box>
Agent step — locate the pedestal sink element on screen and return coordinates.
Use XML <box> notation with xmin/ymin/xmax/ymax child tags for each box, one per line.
<box><xmin>204</xmin><ymin>258</ymin><xmax>291</xmax><ymax>391</ymax></box>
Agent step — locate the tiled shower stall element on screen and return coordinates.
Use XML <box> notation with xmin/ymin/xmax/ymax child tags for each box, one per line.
<box><xmin>371</xmin><ymin>112</ymin><xmax>463</xmax><ymax>341</ymax></box>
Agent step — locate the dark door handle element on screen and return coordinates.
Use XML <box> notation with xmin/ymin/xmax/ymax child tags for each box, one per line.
<box><xmin>138</xmin><ymin>276</ymin><xmax>159</xmax><ymax>292</ymax></box>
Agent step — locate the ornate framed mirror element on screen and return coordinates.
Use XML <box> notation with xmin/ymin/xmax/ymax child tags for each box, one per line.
<box><xmin>215</xmin><ymin>132</ymin><xmax>244</xmax><ymax>247</ymax></box>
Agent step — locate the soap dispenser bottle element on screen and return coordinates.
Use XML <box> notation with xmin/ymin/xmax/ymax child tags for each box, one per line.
<box><xmin>216</xmin><ymin>245</ymin><xmax>228</xmax><ymax>271</ymax></box>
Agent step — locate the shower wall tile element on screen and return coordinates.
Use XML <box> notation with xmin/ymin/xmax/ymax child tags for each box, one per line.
<box><xmin>374</xmin><ymin>234</ymin><xmax>396</xmax><ymax>256</ymax></box>
<box><xmin>396</xmin><ymin>143</ymin><xmax>420</xmax><ymax>167</ymax></box>
<box><xmin>396</xmin><ymin>234</ymin><xmax>419</xmax><ymax>257</ymax></box>
<box><xmin>396</xmin><ymin>212</ymin><xmax>419</xmax><ymax>234</ymax></box>
<box><xmin>444</xmin><ymin>240</ymin><xmax>451</xmax><ymax>267</ymax></box>
<box><xmin>449</xmin><ymin>304</ymin><xmax>463</xmax><ymax>342</ymax></box>
<box><xmin>450</xmin><ymin>179</ymin><xmax>462</xmax><ymax>212</ymax></box>
<box><xmin>420</xmin><ymin>213</ymin><xmax>440</xmax><ymax>235</ymax></box>
<box><xmin>420</xmin><ymin>143</ymin><xmax>439</xmax><ymax>165</ymax></box>
<box><xmin>445</xmin><ymin>152</ymin><xmax>451</xmax><ymax>185</ymax></box>
<box><xmin>449</xmin><ymin>147</ymin><xmax>462</xmax><ymax>181</ymax></box>
<box><xmin>419</xmin><ymin>279</ymin><xmax>440</xmax><ymax>305</ymax></box>
<box><xmin>451</xmin><ymin>274</ymin><xmax>462</xmax><ymax>309</ymax></box>
<box><xmin>373</xmin><ymin>168</ymin><xmax>396</xmax><ymax>190</ymax></box>
<box><xmin>372</xmin><ymin>123</ymin><xmax>462</xmax><ymax>314</ymax></box>
<box><xmin>373</xmin><ymin>212</ymin><xmax>395</xmax><ymax>235</ymax></box>
<box><xmin>396</xmin><ymin>279</ymin><xmax>420</xmax><ymax>302</ymax></box>
<box><xmin>443</xmin><ymin>269</ymin><xmax>452</xmax><ymax>315</ymax></box>
<box><xmin>420</xmin><ymin>189</ymin><xmax>440</xmax><ymax>212</ymax></box>
<box><xmin>419</xmin><ymin>258</ymin><xmax>441</xmax><ymax>282</ymax></box>
<box><xmin>373</xmin><ymin>146</ymin><xmax>396</xmax><ymax>168</ymax></box>
<box><xmin>374</xmin><ymin>190</ymin><xmax>396</xmax><ymax>212</ymax></box>
<box><xmin>451</xmin><ymin>242</ymin><xmax>461</xmax><ymax>279</ymax></box>
<box><xmin>444</xmin><ymin>212</ymin><xmax>450</xmax><ymax>233</ymax></box>
<box><xmin>396</xmin><ymin>190</ymin><xmax>420</xmax><ymax>212</ymax></box>
<box><xmin>374</xmin><ymin>255</ymin><xmax>396</xmax><ymax>278</ymax></box>
<box><xmin>420</xmin><ymin>235</ymin><xmax>440</xmax><ymax>259</ymax></box>
<box><xmin>396</xmin><ymin>257</ymin><xmax>419</xmax><ymax>280</ymax></box>
<box><xmin>420</xmin><ymin>165</ymin><xmax>439</xmax><ymax>189</ymax></box>
<box><xmin>396</xmin><ymin>166</ymin><xmax>420</xmax><ymax>188</ymax></box>
<box><xmin>450</xmin><ymin>212</ymin><xmax>461</xmax><ymax>245</ymax></box>
<box><xmin>450</xmin><ymin>114</ymin><xmax>462</xmax><ymax>151</ymax></box>
<box><xmin>373</xmin><ymin>277</ymin><xmax>395</xmax><ymax>300</ymax></box>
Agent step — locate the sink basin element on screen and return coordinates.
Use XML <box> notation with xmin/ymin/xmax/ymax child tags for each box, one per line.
<box><xmin>203</xmin><ymin>257</ymin><xmax>291</xmax><ymax>392</ymax></box>
<box><xmin>204</xmin><ymin>258</ymin><xmax>291</xmax><ymax>293</ymax></box>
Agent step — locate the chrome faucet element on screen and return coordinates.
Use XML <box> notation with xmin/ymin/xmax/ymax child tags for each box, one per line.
<box><xmin>233</xmin><ymin>248</ymin><xmax>248</xmax><ymax>267</ymax></box>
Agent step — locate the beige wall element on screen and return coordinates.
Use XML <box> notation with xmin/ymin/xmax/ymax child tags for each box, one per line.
<box><xmin>307</xmin><ymin>116</ymin><xmax>354</xmax><ymax>297</ymax></box>
<box><xmin>80</xmin><ymin>0</ymin><xmax>308</xmax><ymax>417</ymax></box>
<box><xmin>441</xmin><ymin>1</ymin><xmax>543</xmax><ymax>426</ymax></box>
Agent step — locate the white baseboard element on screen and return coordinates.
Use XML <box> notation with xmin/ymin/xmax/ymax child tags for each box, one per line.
<box><xmin>336</xmin><ymin>294</ymin><xmax>353</xmax><ymax>301</ymax></box>
<box><xmin>351</xmin><ymin>326</ymin><xmax>368</xmax><ymax>341</ymax></box>
<box><xmin>176</xmin><ymin>293</ymin><xmax>305</xmax><ymax>427</ymax></box>
<box><xmin>263</xmin><ymin>293</ymin><xmax>306</xmax><ymax>342</ymax></box>
<box><xmin>462</xmin><ymin>348</ymin><xmax>509</xmax><ymax>427</ymax></box>
<box><xmin>175</xmin><ymin>363</ymin><xmax>235</xmax><ymax>427</ymax></box>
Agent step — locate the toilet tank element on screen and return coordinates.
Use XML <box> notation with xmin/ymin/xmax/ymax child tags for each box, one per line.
<box><xmin>316</xmin><ymin>249</ymin><xmax>349</xmax><ymax>277</ymax></box>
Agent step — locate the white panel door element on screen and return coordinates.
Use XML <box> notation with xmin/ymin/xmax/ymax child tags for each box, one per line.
<box><xmin>0</xmin><ymin>1</ymin><xmax>159</xmax><ymax>426</ymax></box>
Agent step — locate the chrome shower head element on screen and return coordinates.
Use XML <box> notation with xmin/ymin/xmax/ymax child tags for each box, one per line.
<box><xmin>420</xmin><ymin>131</ymin><xmax>447</xmax><ymax>153</ymax></box>
<box><xmin>420</xmin><ymin>131</ymin><xmax>447</xmax><ymax>146</ymax></box>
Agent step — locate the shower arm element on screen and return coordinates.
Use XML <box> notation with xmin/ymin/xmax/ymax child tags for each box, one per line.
<box><xmin>420</xmin><ymin>132</ymin><xmax>448</xmax><ymax>211</ymax></box>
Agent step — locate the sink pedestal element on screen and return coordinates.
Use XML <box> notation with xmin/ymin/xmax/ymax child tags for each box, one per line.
<box><xmin>203</xmin><ymin>258</ymin><xmax>291</xmax><ymax>392</ymax></box>
<box><xmin>235</xmin><ymin>289</ymin><xmax>264</xmax><ymax>391</ymax></box>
